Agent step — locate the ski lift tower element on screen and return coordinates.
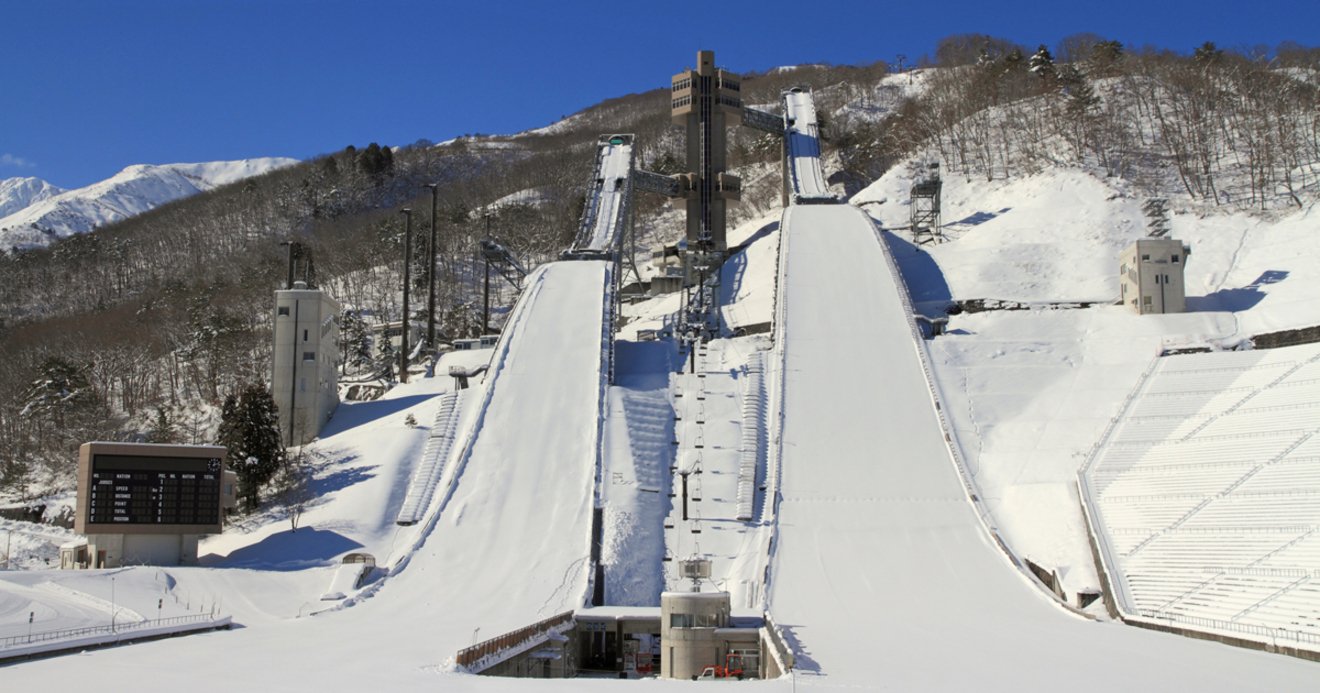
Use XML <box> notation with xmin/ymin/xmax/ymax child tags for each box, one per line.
<box><xmin>910</xmin><ymin>162</ymin><xmax>943</xmax><ymax>245</ymax></box>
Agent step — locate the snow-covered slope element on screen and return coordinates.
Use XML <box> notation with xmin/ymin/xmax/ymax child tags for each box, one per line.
<box><xmin>0</xmin><ymin>177</ymin><xmax>67</xmax><ymax>219</ymax></box>
<box><xmin>768</xmin><ymin>197</ymin><xmax>1320</xmax><ymax>692</ymax></box>
<box><xmin>855</xmin><ymin>162</ymin><xmax>1320</xmax><ymax>606</ymax></box>
<box><xmin>0</xmin><ymin>158</ymin><xmax>297</xmax><ymax>252</ymax></box>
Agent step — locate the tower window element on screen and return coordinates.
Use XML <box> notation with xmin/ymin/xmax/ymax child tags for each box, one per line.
<box><xmin>278</xmin><ymin>307</ymin><xmax>289</xmax><ymax>316</ymax></box>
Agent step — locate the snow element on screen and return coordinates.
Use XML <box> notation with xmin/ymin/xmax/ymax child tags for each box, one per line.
<box><xmin>854</xmin><ymin>160</ymin><xmax>1320</xmax><ymax>606</ymax></box>
<box><xmin>0</xmin><ymin>158</ymin><xmax>297</xmax><ymax>252</ymax></box>
<box><xmin>0</xmin><ymin>177</ymin><xmax>66</xmax><ymax>219</ymax></box>
<box><xmin>575</xmin><ymin>140</ymin><xmax>633</xmax><ymax>253</ymax></box>
<box><xmin>1081</xmin><ymin>343</ymin><xmax>1320</xmax><ymax>643</ymax></box>
<box><xmin>4</xmin><ymin>70</ymin><xmax>1320</xmax><ymax>688</ymax></box>
<box><xmin>767</xmin><ymin>202</ymin><xmax>1320</xmax><ymax>690</ymax></box>
<box><xmin>783</xmin><ymin>90</ymin><xmax>833</xmax><ymax>201</ymax></box>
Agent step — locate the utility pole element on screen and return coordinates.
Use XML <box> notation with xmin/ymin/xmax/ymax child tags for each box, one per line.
<box><xmin>482</xmin><ymin>212</ymin><xmax>492</xmax><ymax>335</ymax></box>
<box><xmin>399</xmin><ymin>208</ymin><xmax>412</xmax><ymax>384</ymax></box>
<box><xmin>423</xmin><ymin>184</ymin><xmax>439</xmax><ymax>355</ymax></box>
<box><xmin>896</xmin><ymin>54</ymin><xmax>906</xmax><ymax>73</ymax></box>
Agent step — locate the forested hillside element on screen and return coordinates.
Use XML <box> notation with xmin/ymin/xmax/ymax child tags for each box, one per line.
<box><xmin>1</xmin><ymin>34</ymin><xmax>1316</xmax><ymax>508</ymax></box>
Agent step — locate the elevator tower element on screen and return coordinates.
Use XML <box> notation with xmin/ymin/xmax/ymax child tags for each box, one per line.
<box><xmin>671</xmin><ymin>50</ymin><xmax>742</xmax><ymax>253</ymax></box>
<box><xmin>670</xmin><ymin>51</ymin><xmax>742</xmax><ymax>338</ymax></box>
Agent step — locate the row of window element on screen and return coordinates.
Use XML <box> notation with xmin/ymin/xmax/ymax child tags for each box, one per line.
<box><xmin>673</xmin><ymin>96</ymin><xmax>692</xmax><ymax>109</ymax></box>
<box><xmin>718</xmin><ymin>96</ymin><xmax>742</xmax><ymax>109</ymax></box>
<box><xmin>672</xmin><ymin>78</ymin><xmax>692</xmax><ymax>92</ymax></box>
<box><xmin>1136</xmin><ymin>253</ymin><xmax>1180</xmax><ymax>263</ymax></box>
<box><xmin>719</xmin><ymin>79</ymin><xmax>740</xmax><ymax>92</ymax></box>
<box><xmin>670</xmin><ymin>613</ymin><xmax>722</xmax><ymax>628</ymax></box>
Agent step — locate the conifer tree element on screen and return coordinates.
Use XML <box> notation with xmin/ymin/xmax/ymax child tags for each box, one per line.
<box><xmin>341</xmin><ymin>310</ymin><xmax>372</xmax><ymax>375</ymax></box>
<box><xmin>376</xmin><ymin>331</ymin><xmax>396</xmax><ymax>382</ymax></box>
<box><xmin>1029</xmin><ymin>45</ymin><xmax>1056</xmax><ymax>78</ymax></box>
<box><xmin>217</xmin><ymin>384</ymin><xmax>285</xmax><ymax>512</ymax></box>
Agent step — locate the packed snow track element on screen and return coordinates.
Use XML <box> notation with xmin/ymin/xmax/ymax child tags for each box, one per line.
<box><xmin>766</xmin><ymin>203</ymin><xmax>1320</xmax><ymax>690</ymax></box>
<box><xmin>569</xmin><ymin>135</ymin><xmax>633</xmax><ymax>255</ymax></box>
<box><xmin>782</xmin><ymin>89</ymin><xmax>836</xmax><ymax>203</ymax></box>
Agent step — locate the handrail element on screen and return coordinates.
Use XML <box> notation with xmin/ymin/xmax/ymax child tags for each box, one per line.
<box><xmin>454</xmin><ymin>611</ymin><xmax>574</xmax><ymax>670</ymax></box>
<box><xmin>1132</xmin><ymin>610</ymin><xmax>1320</xmax><ymax>647</ymax></box>
<box><xmin>0</xmin><ymin>614</ymin><xmax>223</xmax><ymax>649</ymax></box>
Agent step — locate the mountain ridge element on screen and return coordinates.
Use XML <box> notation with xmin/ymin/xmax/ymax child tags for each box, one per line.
<box><xmin>0</xmin><ymin>158</ymin><xmax>297</xmax><ymax>252</ymax></box>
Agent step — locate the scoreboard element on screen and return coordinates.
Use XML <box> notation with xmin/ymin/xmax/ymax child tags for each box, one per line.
<box><xmin>88</xmin><ymin>455</ymin><xmax>222</xmax><ymax>526</ymax></box>
<box><xmin>76</xmin><ymin>443</ymin><xmax>228</xmax><ymax>535</ymax></box>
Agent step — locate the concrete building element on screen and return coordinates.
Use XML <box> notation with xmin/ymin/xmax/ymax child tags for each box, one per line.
<box><xmin>671</xmin><ymin>50</ymin><xmax>742</xmax><ymax>253</ymax></box>
<box><xmin>273</xmin><ymin>283</ymin><xmax>341</xmax><ymax>445</ymax></box>
<box><xmin>1120</xmin><ymin>238</ymin><xmax>1191</xmax><ymax>315</ymax></box>
<box><xmin>659</xmin><ymin>591</ymin><xmax>759</xmax><ymax>679</ymax></box>
<box><xmin>67</xmin><ymin>442</ymin><xmax>237</xmax><ymax>569</ymax></box>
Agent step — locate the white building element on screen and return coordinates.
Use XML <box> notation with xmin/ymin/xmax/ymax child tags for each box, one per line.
<box><xmin>1119</xmin><ymin>238</ymin><xmax>1191</xmax><ymax>315</ymax></box>
<box><xmin>273</xmin><ymin>283</ymin><xmax>340</xmax><ymax>446</ymax></box>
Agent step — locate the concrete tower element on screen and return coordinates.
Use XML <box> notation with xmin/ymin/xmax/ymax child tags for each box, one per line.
<box><xmin>671</xmin><ymin>51</ymin><xmax>742</xmax><ymax>253</ymax></box>
<box><xmin>272</xmin><ymin>283</ymin><xmax>340</xmax><ymax>446</ymax></box>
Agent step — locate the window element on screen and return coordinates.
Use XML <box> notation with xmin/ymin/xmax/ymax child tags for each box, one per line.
<box><xmin>278</xmin><ymin>306</ymin><xmax>289</xmax><ymax>316</ymax></box>
<box><xmin>695</xmin><ymin>613</ymin><xmax>720</xmax><ymax>627</ymax></box>
<box><xmin>304</xmin><ymin>351</ymin><xmax>315</xmax><ymax>361</ymax></box>
<box><xmin>1143</xmin><ymin>296</ymin><xmax>1152</xmax><ymax>305</ymax></box>
<box><xmin>670</xmin><ymin>614</ymin><xmax>695</xmax><ymax>628</ymax></box>
<box><xmin>1171</xmin><ymin>255</ymin><xmax>1180</xmax><ymax>263</ymax></box>
<box><xmin>300</xmin><ymin>378</ymin><xmax>306</xmax><ymax>392</ymax></box>
<box><xmin>303</xmin><ymin>329</ymin><xmax>309</xmax><ymax>342</ymax></box>
<box><xmin>1141</xmin><ymin>254</ymin><xmax>1150</xmax><ymax>261</ymax></box>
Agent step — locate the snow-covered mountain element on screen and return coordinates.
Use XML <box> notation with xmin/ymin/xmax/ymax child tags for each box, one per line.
<box><xmin>0</xmin><ymin>177</ymin><xmax>66</xmax><ymax>219</ymax></box>
<box><xmin>0</xmin><ymin>158</ymin><xmax>297</xmax><ymax>252</ymax></box>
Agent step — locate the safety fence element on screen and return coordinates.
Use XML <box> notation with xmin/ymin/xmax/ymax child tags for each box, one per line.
<box><xmin>455</xmin><ymin>611</ymin><xmax>575</xmax><ymax>671</ymax></box>
<box><xmin>1132</xmin><ymin>610</ymin><xmax>1320</xmax><ymax>648</ymax></box>
<box><xmin>1</xmin><ymin>613</ymin><xmax>225</xmax><ymax>650</ymax></box>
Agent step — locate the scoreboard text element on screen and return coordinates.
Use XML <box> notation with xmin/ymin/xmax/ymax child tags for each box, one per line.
<box><xmin>88</xmin><ymin>454</ymin><xmax>223</xmax><ymax>526</ymax></box>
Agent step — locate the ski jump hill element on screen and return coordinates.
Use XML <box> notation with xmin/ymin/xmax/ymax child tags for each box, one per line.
<box><xmin>762</xmin><ymin>89</ymin><xmax>1319</xmax><ymax>689</ymax></box>
<box><xmin>3</xmin><ymin>96</ymin><xmax>1319</xmax><ymax>691</ymax></box>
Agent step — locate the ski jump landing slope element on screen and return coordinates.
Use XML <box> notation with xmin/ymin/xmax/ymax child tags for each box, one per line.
<box><xmin>0</xmin><ymin>260</ymin><xmax>613</xmax><ymax>690</ymax></box>
<box><xmin>767</xmin><ymin>204</ymin><xmax>1320</xmax><ymax>691</ymax></box>
<box><xmin>419</xmin><ymin>259</ymin><xmax>611</xmax><ymax>623</ymax></box>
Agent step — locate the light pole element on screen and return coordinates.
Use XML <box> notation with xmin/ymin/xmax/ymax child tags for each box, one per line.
<box><xmin>422</xmin><ymin>184</ymin><xmax>439</xmax><ymax>357</ymax></box>
<box><xmin>482</xmin><ymin>212</ymin><xmax>492</xmax><ymax>335</ymax></box>
<box><xmin>399</xmin><ymin>208</ymin><xmax>412</xmax><ymax>384</ymax></box>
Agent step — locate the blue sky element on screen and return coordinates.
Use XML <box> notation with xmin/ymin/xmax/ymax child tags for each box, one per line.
<box><xmin>2</xmin><ymin>0</ymin><xmax>1316</xmax><ymax>189</ymax></box>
